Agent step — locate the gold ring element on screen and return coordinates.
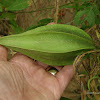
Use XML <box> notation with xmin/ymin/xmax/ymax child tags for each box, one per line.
<box><xmin>46</xmin><ymin>66</ymin><xmax>59</xmax><ymax>76</ymax></box>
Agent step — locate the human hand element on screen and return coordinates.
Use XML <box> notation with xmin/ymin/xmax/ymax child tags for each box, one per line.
<box><xmin>0</xmin><ymin>45</ymin><xmax>74</xmax><ymax>100</ymax></box>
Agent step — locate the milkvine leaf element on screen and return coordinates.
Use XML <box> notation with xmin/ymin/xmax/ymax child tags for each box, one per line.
<box><xmin>85</xmin><ymin>9</ymin><xmax>95</xmax><ymax>26</ymax></box>
<box><xmin>37</xmin><ymin>18</ymin><xmax>54</xmax><ymax>25</ymax></box>
<box><xmin>0</xmin><ymin>4</ymin><xmax>2</xmax><ymax>12</ymax></box>
<box><xmin>0</xmin><ymin>24</ymin><xmax>95</xmax><ymax>66</ymax></box>
<box><xmin>26</xmin><ymin>18</ymin><xmax>54</xmax><ymax>31</ymax></box>
<box><xmin>92</xmin><ymin>5</ymin><xmax>100</xmax><ymax>15</ymax></box>
<box><xmin>74</xmin><ymin>7</ymin><xmax>96</xmax><ymax>28</ymax></box>
<box><xmin>6</xmin><ymin>0</ymin><xmax>29</xmax><ymax>11</ymax></box>
<box><xmin>0</xmin><ymin>0</ymin><xmax>29</xmax><ymax>11</ymax></box>
<box><xmin>9</xmin><ymin>19</ymin><xmax>24</xmax><ymax>34</ymax></box>
<box><xmin>0</xmin><ymin>0</ymin><xmax>14</xmax><ymax>8</ymax></box>
<box><xmin>0</xmin><ymin>13</ymin><xmax>16</xmax><ymax>20</ymax></box>
<box><xmin>74</xmin><ymin>9</ymin><xmax>88</xmax><ymax>26</ymax></box>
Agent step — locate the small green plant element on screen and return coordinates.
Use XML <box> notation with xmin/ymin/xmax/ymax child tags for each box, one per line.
<box><xmin>26</xmin><ymin>18</ymin><xmax>55</xmax><ymax>31</ymax></box>
<box><xmin>0</xmin><ymin>0</ymin><xmax>31</xmax><ymax>34</ymax></box>
<box><xmin>61</xmin><ymin>0</ymin><xmax>100</xmax><ymax>29</ymax></box>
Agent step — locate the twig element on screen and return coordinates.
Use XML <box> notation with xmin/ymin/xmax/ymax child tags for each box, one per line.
<box><xmin>54</xmin><ymin>0</ymin><xmax>59</xmax><ymax>24</ymax></box>
<box><xmin>73</xmin><ymin>50</ymin><xmax>100</xmax><ymax>72</ymax></box>
<box><xmin>32</xmin><ymin>0</ymin><xmax>37</xmax><ymax>10</ymax></box>
<box><xmin>86</xmin><ymin>24</ymin><xmax>96</xmax><ymax>33</ymax></box>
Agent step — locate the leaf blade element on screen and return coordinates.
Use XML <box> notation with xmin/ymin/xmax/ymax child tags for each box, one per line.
<box><xmin>85</xmin><ymin>9</ymin><xmax>95</xmax><ymax>27</ymax></box>
<box><xmin>0</xmin><ymin>31</ymin><xmax>95</xmax><ymax>53</ymax></box>
<box><xmin>4</xmin><ymin>46</ymin><xmax>90</xmax><ymax>66</ymax></box>
<box><xmin>0</xmin><ymin>24</ymin><xmax>95</xmax><ymax>66</ymax></box>
<box><xmin>6</xmin><ymin>0</ymin><xmax>29</xmax><ymax>11</ymax></box>
<box><xmin>21</xmin><ymin>24</ymin><xmax>93</xmax><ymax>41</ymax></box>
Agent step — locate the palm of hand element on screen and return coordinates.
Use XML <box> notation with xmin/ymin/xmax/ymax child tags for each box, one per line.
<box><xmin>0</xmin><ymin>46</ymin><xmax>74</xmax><ymax>100</ymax></box>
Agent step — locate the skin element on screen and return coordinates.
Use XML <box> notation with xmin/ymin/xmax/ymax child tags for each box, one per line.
<box><xmin>0</xmin><ymin>45</ymin><xmax>74</xmax><ymax>100</ymax></box>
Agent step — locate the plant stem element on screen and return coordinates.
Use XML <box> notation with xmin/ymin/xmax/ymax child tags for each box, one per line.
<box><xmin>32</xmin><ymin>0</ymin><xmax>37</xmax><ymax>10</ymax></box>
<box><xmin>47</xmin><ymin>0</ymin><xmax>52</xmax><ymax>18</ymax></box>
<box><xmin>54</xmin><ymin>0</ymin><xmax>59</xmax><ymax>24</ymax></box>
<box><xmin>31</xmin><ymin>0</ymin><xmax>38</xmax><ymax>24</ymax></box>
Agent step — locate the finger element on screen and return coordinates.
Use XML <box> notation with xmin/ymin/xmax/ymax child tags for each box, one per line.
<box><xmin>47</xmin><ymin>22</ymin><xmax>55</xmax><ymax>25</ymax></box>
<box><xmin>36</xmin><ymin>61</ymin><xmax>49</xmax><ymax>69</ymax></box>
<box><xmin>0</xmin><ymin>45</ymin><xmax>8</xmax><ymax>61</ymax></box>
<box><xmin>56</xmin><ymin>65</ymin><xmax>74</xmax><ymax>92</ymax></box>
<box><xmin>53</xmin><ymin>66</ymin><xmax>63</xmax><ymax>71</ymax></box>
<box><xmin>9</xmin><ymin>53</ymin><xmax>40</xmax><ymax>73</ymax></box>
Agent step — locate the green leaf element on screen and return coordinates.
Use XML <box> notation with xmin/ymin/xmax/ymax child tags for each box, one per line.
<box><xmin>81</xmin><ymin>0</ymin><xmax>86</xmax><ymax>2</ymax></box>
<box><xmin>0</xmin><ymin>0</ymin><xmax>29</xmax><ymax>11</ymax></box>
<box><xmin>74</xmin><ymin>0</ymin><xmax>78</xmax><ymax>1</ymax></box>
<box><xmin>95</xmin><ymin>17</ymin><xmax>100</xmax><ymax>25</ymax></box>
<box><xmin>26</xmin><ymin>18</ymin><xmax>54</xmax><ymax>31</ymax></box>
<box><xmin>92</xmin><ymin>5</ymin><xmax>100</xmax><ymax>15</ymax></box>
<box><xmin>26</xmin><ymin>18</ymin><xmax>61</xmax><ymax>31</ymax></box>
<box><xmin>61</xmin><ymin>5</ymin><xmax>76</xmax><ymax>9</ymax></box>
<box><xmin>38</xmin><ymin>18</ymin><xmax>54</xmax><ymax>25</ymax></box>
<box><xmin>24</xmin><ymin>24</ymin><xmax>93</xmax><ymax>41</ymax></box>
<box><xmin>0</xmin><ymin>13</ymin><xmax>16</xmax><ymax>19</ymax></box>
<box><xmin>85</xmin><ymin>96</ymin><xmax>91</xmax><ymax>100</ymax></box>
<box><xmin>0</xmin><ymin>24</ymin><xmax>95</xmax><ymax>66</ymax></box>
<box><xmin>0</xmin><ymin>4</ymin><xmax>2</xmax><ymax>12</ymax></box>
<box><xmin>74</xmin><ymin>8</ymin><xmax>96</xmax><ymax>28</ymax></box>
<box><xmin>81</xmin><ymin>0</ymin><xmax>91</xmax><ymax>3</ymax></box>
<box><xmin>88</xmin><ymin>76</ymin><xmax>100</xmax><ymax>91</ymax></box>
<box><xmin>85</xmin><ymin>9</ymin><xmax>95</xmax><ymax>27</ymax></box>
<box><xmin>6</xmin><ymin>0</ymin><xmax>29</xmax><ymax>11</ymax></box>
<box><xmin>9</xmin><ymin>19</ymin><xmax>19</xmax><ymax>27</ymax></box>
<box><xmin>74</xmin><ymin>9</ymin><xmax>88</xmax><ymax>26</ymax></box>
<box><xmin>0</xmin><ymin>8</ymin><xmax>2</xmax><ymax>12</ymax></box>
<box><xmin>97</xmin><ymin>68</ymin><xmax>100</xmax><ymax>75</ymax></box>
<box><xmin>79</xmin><ymin>70</ymin><xmax>88</xmax><ymax>76</ymax></box>
<box><xmin>26</xmin><ymin>24</ymin><xmax>41</xmax><ymax>31</ymax></box>
<box><xmin>79</xmin><ymin>2</ymin><xmax>91</xmax><ymax>10</ymax></box>
<box><xmin>0</xmin><ymin>0</ymin><xmax>14</xmax><ymax>8</ymax></box>
<box><xmin>9</xmin><ymin>19</ymin><xmax>23</xmax><ymax>34</ymax></box>
<box><xmin>10</xmin><ymin>25</ymin><xmax>24</xmax><ymax>34</ymax></box>
<box><xmin>60</xmin><ymin>97</ymin><xmax>71</xmax><ymax>100</ymax></box>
